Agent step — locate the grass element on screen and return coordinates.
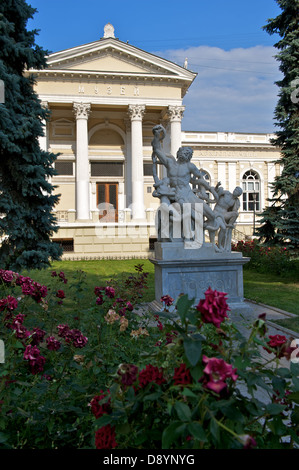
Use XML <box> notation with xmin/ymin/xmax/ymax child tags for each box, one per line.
<box><xmin>25</xmin><ymin>258</ymin><xmax>299</xmax><ymax>332</ymax></box>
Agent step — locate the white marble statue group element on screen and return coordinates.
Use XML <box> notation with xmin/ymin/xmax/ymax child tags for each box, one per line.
<box><xmin>151</xmin><ymin>125</ymin><xmax>243</xmax><ymax>252</ymax></box>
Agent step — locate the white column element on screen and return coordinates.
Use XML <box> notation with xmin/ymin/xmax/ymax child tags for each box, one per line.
<box><xmin>228</xmin><ymin>162</ymin><xmax>237</xmax><ymax>192</ymax></box>
<box><xmin>217</xmin><ymin>162</ymin><xmax>226</xmax><ymax>187</ymax></box>
<box><xmin>124</xmin><ymin>118</ymin><xmax>132</xmax><ymax>208</ymax></box>
<box><xmin>39</xmin><ymin>101</ymin><xmax>49</xmax><ymax>152</ymax></box>
<box><xmin>167</xmin><ymin>105</ymin><xmax>185</xmax><ymax>157</ymax></box>
<box><xmin>267</xmin><ymin>162</ymin><xmax>276</xmax><ymax>199</ymax></box>
<box><xmin>40</xmin><ymin>101</ymin><xmax>51</xmax><ymax>194</ymax></box>
<box><xmin>73</xmin><ymin>102</ymin><xmax>91</xmax><ymax>220</ymax></box>
<box><xmin>128</xmin><ymin>104</ymin><xmax>146</xmax><ymax>220</ymax></box>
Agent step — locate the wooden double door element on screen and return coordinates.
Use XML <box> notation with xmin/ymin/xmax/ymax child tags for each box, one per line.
<box><xmin>97</xmin><ymin>183</ymin><xmax>118</xmax><ymax>222</ymax></box>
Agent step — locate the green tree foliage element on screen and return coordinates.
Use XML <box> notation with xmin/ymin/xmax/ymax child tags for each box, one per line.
<box><xmin>0</xmin><ymin>0</ymin><xmax>62</xmax><ymax>271</ymax></box>
<box><xmin>257</xmin><ymin>0</ymin><xmax>299</xmax><ymax>250</ymax></box>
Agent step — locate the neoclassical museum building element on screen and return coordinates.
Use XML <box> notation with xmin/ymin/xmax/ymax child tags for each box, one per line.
<box><xmin>30</xmin><ymin>24</ymin><xmax>281</xmax><ymax>259</ymax></box>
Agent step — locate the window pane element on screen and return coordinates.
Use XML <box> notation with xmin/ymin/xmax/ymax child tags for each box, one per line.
<box><xmin>255</xmin><ymin>182</ymin><xmax>259</xmax><ymax>190</ymax></box>
<box><xmin>91</xmin><ymin>162</ymin><xmax>123</xmax><ymax>177</ymax></box>
<box><xmin>109</xmin><ymin>185</ymin><xmax>117</xmax><ymax>208</ymax></box>
<box><xmin>143</xmin><ymin>163</ymin><xmax>153</xmax><ymax>176</ymax></box>
<box><xmin>97</xmin><ymin>184</ymin><xmax>106</xmax><ymax>204</ymax></box>
<box><xmin>55</xmin><ymin>161</ymin><xmax>73</xmax><ymax>175</ymax></box>
<box><xmin>248</xmin><ymin>182</ymin><xmax>254</xmax><ymax>191</ymax></box>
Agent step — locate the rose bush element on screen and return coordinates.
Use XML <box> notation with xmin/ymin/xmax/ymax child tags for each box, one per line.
<box><xmin>0</xmin><ymin>266</ymin><xmax>298</xmax><ymax>449</ymax></box>
<box><xmin>231</xmin><ymin>239</ymin><xmax>291</xmax><ymax>274</ymax></box>
<box><xmin>0</xmin><ymin>265</ymin><xmax>156</xmax><ymax>448</ymax></box>
<box><xmin>91</xmin><ymin>289</ymin><xmax>299</xmax><ymax>449</ymax></box>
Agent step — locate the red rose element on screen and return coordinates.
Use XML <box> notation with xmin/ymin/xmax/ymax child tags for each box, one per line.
<box><xmin>95</xmin><ymin>425</ymin><xmax>117</xmax><ymax>449</ymax></box>
<box><xmin>196</xmin><ymin>287</ymin><xmax>230</xmax><ymax>328</ymax></box>
<box><xmin>138</xmin><ymin>364</ymin><xmax>165</xmax><ymax>388</ymax></box>
<box><xmin>56</xmin><ymin>290</ymin><xmax>65</xmax><ymax>299</ymax></box>
<box><xmin>161</xmin><ymin>295</ymin><xmax>174</xmax><ymax>306</ymax></box>
<box><xmin>117</xmin><ymin>364</ymin><xmax>139</xmax><ymax>387</ymax></box>
<box><xmin>173</xmin><ymin>363</ymin><xmax>193</xmax><ymax>386</ymax></box>
<box><xmin>264</xmin><ymin>334</ymin><xmax>295</xmax><ymax>359</ymax></box>
<box><xmin>90</xmin><ymin>390</ymin><xmax>111</xmax><ymax>419</ymax></box>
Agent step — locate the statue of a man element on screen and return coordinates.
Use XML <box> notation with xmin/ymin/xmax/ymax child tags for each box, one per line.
<box><xmin>207</xmin><ymin>183</ymin><xmax>243</xmax><ymax>251</ymax></box>
<box><xmin>151</xmin><ymin>125</ymin><xmax>224</xmax><ymax>246</ymax></box>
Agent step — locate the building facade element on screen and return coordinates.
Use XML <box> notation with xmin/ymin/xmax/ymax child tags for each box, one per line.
<box><xmin>30</xmin><ymin>24</ymin><xmax>281</xmax><ymax>259</ymax></box>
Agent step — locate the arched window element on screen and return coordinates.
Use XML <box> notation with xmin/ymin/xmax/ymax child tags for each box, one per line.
<box><xmin>242</xmin><ymin>170</ymin><xmax>260</xmax><ymax>211</ymax></box>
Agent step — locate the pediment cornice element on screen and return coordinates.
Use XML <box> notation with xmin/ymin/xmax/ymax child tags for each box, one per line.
<box><xmin>30</xmin><ymin>38</ymin><xmax>196</xmax><ymax>88</ymax></box>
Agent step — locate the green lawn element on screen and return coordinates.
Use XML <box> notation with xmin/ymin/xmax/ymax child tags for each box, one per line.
<box><xmin>243</xmin><ymin>265</ymin><xmax>299</xmax><ymax>333</ymax></box>
<box><xmin>25</xmin><ymin>258</ymin><xmax>299</xmax><ymax>332</ymax></box>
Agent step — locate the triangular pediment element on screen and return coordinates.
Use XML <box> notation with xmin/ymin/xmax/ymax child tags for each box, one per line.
<box><xmin>45</xmin><ymin>38</ymin><xmax>196</xmax><ymax>82</ymax></box>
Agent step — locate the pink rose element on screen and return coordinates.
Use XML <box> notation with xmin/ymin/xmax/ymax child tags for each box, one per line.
<box><xmin>201</xmin><ymin>355</ymin><xmax>238</xmax><ymax>394</ymax></box>
<box><xmin>196</xmin><ymin>287</ymin><xmax>230</xmax><ymax>328</ymax></box>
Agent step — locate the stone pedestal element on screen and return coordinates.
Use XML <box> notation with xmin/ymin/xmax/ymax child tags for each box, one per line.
<box><xmin>149</xmin><ymin>242</ymin><xmax>250</xmax><ymax>309</ymax></box>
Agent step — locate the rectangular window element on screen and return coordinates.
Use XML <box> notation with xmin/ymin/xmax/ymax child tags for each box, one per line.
<box><xmin>54</xmin><ymin>161</ymin><xmax>73</xmax><ymax>176</ymax></box>
<box><xmin>53</xmin><ymin>238</ymin><xmax>74</xmax><ymax>252</ymax></box>
<box><xmin>143</xmin><ymin>163</ymin><xmax>153</xmax><ymax>177</ymax></box>
<box><xmin>91</xmin><ymin>162</ymin><xmax>123</xmax><ymax>177</ymax></box>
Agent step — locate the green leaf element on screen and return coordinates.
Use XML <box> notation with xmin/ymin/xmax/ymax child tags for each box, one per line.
<box><xmin>272</xmin><ymin>376</ymin><xmax>286</xmax><ymax>396</ymax></box>
<box><xmin>277</xmin><ymin>367</ymin><xmax>292</xmax><ymax>378</ymax></box>
<box><xmin>176</xmin><ymin>295</ymin><xmax>194</xmax><ymax>323</ymax></box>
<box><xmin>190</xmin><ymin>364</ymin><xmax>203</xmax><ymax>382</ymax></box>
<box><xmin>292</xmin><ymin>376</ymin><xmax>299</xmax><ymax>390</ymax></box>
<box><xmin>291</xmin><ymin>362</ymin><xmax>299</xmax><ymax>378</ymax></box>
<box><xmin>116</xmin><ymin>423</ymin><xmax>130</xmax><ymax>435</ymax></box>
<box><xmin>187</xmin><ymin>422</ymin><xmax>207</xmax><ymax>442</ymax></box>
<box><xmin>143</xmin><ymin>391</ymin><xmax>162</xmax><ymax>401</ymax></box>
<box><xmin>0</xmin><ymin>432</ymin><xmax>8</xmax><ymax>444</ymax></box>
<box><xmin>94</xmin><ymin>414</ymin><xmax>113</xmax><ymax>427</ymax></box>
<box><xmin>174</xmin><ymin>401</ymin><xmax>192</xmax><ymax>422</ymax></box>
<box><xmin>184</xmin><ymin>337</ymin><xmax>202</xmax><ymax>367</ymax></box>
<box><xmin>265</xmin><ymin>403</ymin><xmax>286</xmax><ymax>415</ymax></box>
<box><xmin>268</xmin><ymin>416</ymin><xmax>288</xmax><ymax>436</ymax></box>
<box><xmin>287</xmin><ymin>391</ymin><xmax>299</xmax><ymax>404</ymax></box>
<box><xmin>209</xmin><ymin>419</ymin><xmax>220</xmax><ymax>442</ymax></box>
<box><xmin>162</xmin><ymin>421</ymin><xmax>186</xmax><ymax>449</ymax></box>
<box><xmin>221</xmin><ymin>404</ymin><xmax>244</xmax><ymax>423</ymax></box>
<box><xmin>181</xmin><ymin>388</ymin><xmax>197</xmax><ymax>398</ymax></box>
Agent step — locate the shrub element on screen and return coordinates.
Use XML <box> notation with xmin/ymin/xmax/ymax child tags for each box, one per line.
<box><xmin>0</xmin><ymin>265</ymin><xmax>157</xmax><ymax>448</ymax></box>
<box><xmin>91</xmin><ymin>291</ymin><xmax>299</xmax><ymax>449</ymax></box>
<box><xmin>232</xmin><ymin>239</ymin><xmax>291</xmax><ymax>274</ymax></box>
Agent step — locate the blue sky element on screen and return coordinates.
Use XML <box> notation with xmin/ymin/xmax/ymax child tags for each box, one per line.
<box><xmin>27</xmin><ymin>0</ymin><xmax>282</xmax><ymax>133</ymax></box>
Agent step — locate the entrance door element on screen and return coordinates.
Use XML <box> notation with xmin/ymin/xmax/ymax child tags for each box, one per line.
<box><xmin>97</xmin><ymin>183</ymin><xmax>118</xmax><ymax>222</ymax></box>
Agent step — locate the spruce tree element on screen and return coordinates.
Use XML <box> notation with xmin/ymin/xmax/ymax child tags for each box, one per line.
<box><xmin>0</xmin><ymin>0</ymin><xmax>62</xmax><ymax>271</ymax></box>
<box><xmin>257</xmin><ymin>0</ymin><xmax>299</xmax><ymax>250</ymax></box>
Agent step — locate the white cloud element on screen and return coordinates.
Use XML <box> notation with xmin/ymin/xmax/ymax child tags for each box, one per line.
<box><xmin>152</xmin><ymin>45</ymin><xmax>282</xmax><ymax>133</ymax></box>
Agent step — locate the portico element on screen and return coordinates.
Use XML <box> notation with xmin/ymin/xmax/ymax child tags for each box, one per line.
<box><xmin>32</xmin><ymin>24</ymin><xmax>196</xmax><ymax>228</ymax></box>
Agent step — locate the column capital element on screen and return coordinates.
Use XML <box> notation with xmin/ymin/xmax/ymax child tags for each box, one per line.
<box><xmin>128</xmin><ymin>104</ymin><xmax>145</xmax><ymax>121</ymax></box>
<box><xmin>167</xmin><ymin>105</ymin><xmax>185</xmax><ymax>122</ymax></box>
<box><xmin>73</xmin><ymin>102</ymin><xmax>91</xmax><ymax>119</ymax></box>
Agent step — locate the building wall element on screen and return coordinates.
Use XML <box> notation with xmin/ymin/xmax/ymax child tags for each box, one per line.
<box><xmin>34</xmin><ymin>32</ymin><xmax>281</xmax><ymax>259</ymax></box>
